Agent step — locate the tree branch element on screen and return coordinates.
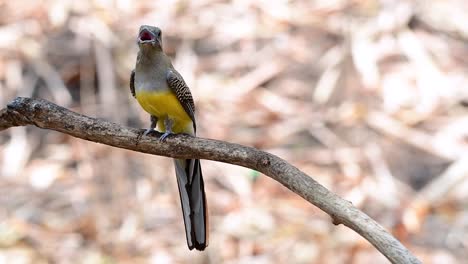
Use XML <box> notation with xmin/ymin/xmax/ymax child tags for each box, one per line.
<box><xmin>0</xmin><ymin>97</ymin><xmax>421</xmax><ymax>263</ymax></box>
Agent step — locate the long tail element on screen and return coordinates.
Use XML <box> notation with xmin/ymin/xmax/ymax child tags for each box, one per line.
<box><xmin>173</xmin><ymin>158</ymin><xmax>208</xmax><ymax>250</ymax></box>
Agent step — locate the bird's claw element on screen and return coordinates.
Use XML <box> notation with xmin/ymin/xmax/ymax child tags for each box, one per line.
<box><xmin>143</xmin><ymin>128</ymin><xmax>155</xmax><ymax>136</ymax></box>
<box><xmin>159</xmin><ymin>132</ymin><xmax>172</xmax><ymax>142</ymax></box>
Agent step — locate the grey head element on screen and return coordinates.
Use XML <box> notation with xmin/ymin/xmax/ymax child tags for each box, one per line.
<box><xmin>137</xmin><ymin>25</ymin><xmax>163</xmax><ymax>51</ymax></box>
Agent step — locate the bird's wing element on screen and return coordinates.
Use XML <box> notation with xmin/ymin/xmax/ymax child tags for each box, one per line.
<box><xmin>166</xmin><ymin>69</ymin><xmax>196</xmax><ymax>131</ymax></box>
<box><xmin>130</xmin><ymin>69</ymin><xmax>136</xmax><ymax>98</ymax></box>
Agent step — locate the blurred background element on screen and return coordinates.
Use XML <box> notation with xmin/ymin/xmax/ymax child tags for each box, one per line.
<box><xmin>0</xmin><ymin>0</ymin><xmax>468</xmax><ymax>263</ymax></box>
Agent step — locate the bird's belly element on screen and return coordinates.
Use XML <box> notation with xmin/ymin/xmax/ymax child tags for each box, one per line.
<box><xmin>136</xmin><ymin>90</ymin><xmax>193</xmax><ymax>133</ymax></box>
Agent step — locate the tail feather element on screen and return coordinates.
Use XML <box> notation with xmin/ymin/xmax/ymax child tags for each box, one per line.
<box><xmin>174</xmin><ymin>158</ymin><xmax>208</xmax><ymax>250</ymax></box>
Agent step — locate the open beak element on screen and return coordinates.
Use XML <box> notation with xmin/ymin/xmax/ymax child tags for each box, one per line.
<box><xmin>138</xmin><ymin>29</ymin><xmax>156</xmax><ymax>45</ymax></box>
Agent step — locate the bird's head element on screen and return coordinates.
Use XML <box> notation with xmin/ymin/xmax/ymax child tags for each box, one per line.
<box><xmin>137</xmin><ymin>25</ymin><xmax>162</xmax><ymax>51</ymax></box>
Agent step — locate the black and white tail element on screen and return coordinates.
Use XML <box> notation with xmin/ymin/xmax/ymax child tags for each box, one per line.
<box><xmin>174</xmin><ymin>158</ymin><xmax>208</xmax><ymax>250</ymax></box>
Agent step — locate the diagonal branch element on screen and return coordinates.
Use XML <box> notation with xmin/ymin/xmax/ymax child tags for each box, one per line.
<box><xmin>0</xmin><ymin>97</ymin><xmax>421</xmax><ymax>263</ymax></box>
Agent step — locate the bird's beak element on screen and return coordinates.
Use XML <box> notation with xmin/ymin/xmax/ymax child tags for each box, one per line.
<box><xmin>138</xmin><ymin>29</ymin><xmax>156</xmax><ymax>45</ymax></box>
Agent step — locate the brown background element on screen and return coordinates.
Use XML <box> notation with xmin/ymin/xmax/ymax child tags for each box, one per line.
<box><xmin>0</xmin><ymin>0</ymin><xmax>467</xmax><ymax>263</ymax></box>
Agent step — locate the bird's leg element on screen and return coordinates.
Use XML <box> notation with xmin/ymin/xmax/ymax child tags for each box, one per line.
<box><xmin>159</xmin><ymin>117</ymin><xmax>174</xmax><ymax>141</ymax></box>
<box><xmin>143</xmin><ymin>115</ymin><xmax>158</xmax><ymax>136</ymax></box>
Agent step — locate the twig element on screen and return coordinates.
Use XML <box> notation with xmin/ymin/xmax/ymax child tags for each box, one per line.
<box><xmin>364</xmin><ymin>143</ymin><xmax>399</xmax><ymax>208</ymax></box>
<box><xmin>233</xmin><ymin>61</ymin><xmax>285</xmax><ymax>97</ymax></box>
<box><xmin>366</xmin><ymin>111</ymin><xmax>457</xmax><ymax>160</ymax></box>
<box><xmin>0</xmin><ymin>97</ymin><xmax>421</xmax><ymax>264</ymax></box>
<box><xmin>32</xmin><ymin>60</ymin><xmax>72</xmax><ymax>107</ymax></box>
<box><xmin>403</xmin><ymin>155</ymin><xmax>468</xmax><ymax>232</ymax></box>
<box><xmin>313</xmin><ymin>45</ymin><xmax>345</xmax><ymax>104</ymax></box>
<box><xmin>94</xmin><ymin>40</ymin><xmax>118</xmax><ymax>120</ymax></box>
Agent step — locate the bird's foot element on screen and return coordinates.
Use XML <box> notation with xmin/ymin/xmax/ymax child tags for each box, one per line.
<box><xmin>158</xmin><ymin>131</ymin><xmax>172</xmax><ymax>142</ymax></box>
<box><xmin>143</xmin><ymin>128</ymin><xmax>156</xmax><ymax>136</ymax></box>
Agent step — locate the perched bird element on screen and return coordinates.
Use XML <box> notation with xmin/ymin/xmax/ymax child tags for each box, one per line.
<box><xmin>130</xmin><ymin>25</ymin><xmax>208</xmax><ymax>250</ymax></box>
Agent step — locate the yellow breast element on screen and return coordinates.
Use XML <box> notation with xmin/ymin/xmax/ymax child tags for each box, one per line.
<box><xmin>135</xmin><ymin>90</ymin><xmax>193</xmax><ymax>133</ymax></box>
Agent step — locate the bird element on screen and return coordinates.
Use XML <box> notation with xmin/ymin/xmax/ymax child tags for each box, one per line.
<box><xmin>130</xmin><ymin>25</ymin><xmax>208</xmax><ymax>251</ymax></box>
